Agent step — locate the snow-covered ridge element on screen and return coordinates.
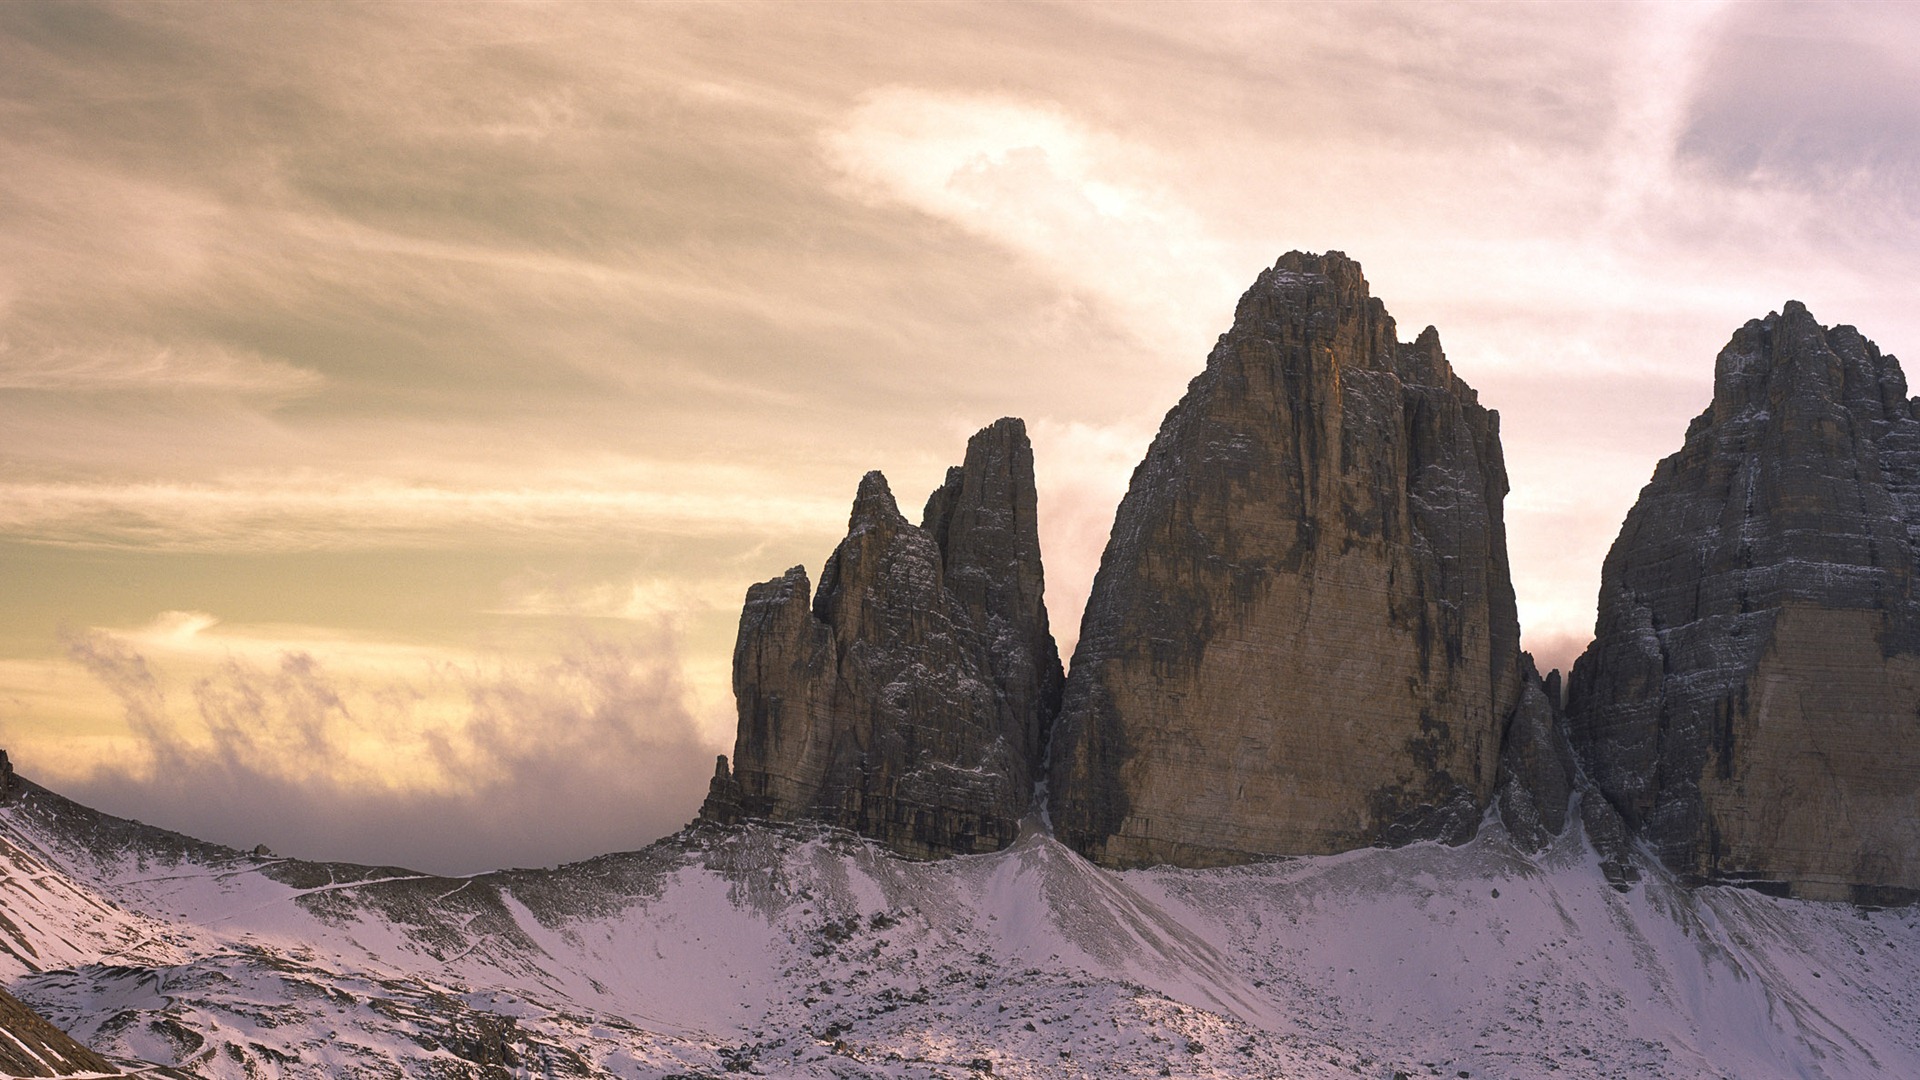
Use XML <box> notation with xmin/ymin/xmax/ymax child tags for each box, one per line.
<box><xmin>0</xmin><ymin>776</ymin><xmax>1914</xmax><ymax>1079</ymax></box>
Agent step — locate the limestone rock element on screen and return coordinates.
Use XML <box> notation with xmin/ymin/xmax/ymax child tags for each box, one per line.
<box><xmin>1578</xmin><ymin>785</ymin><xmax>1641</xmax><ymax>893</ymax></box>
<box><xmin>702</xmin><ymin>421</ymin><xmax>1061</xmax><ymax>857</ymax></box>
<box><xmin>698</xmin><ymin>755</ymin><xmax>744</xmax><ymax>825</ymax></box>
<box><xmin>921</xmin><ymin>418</ymin><xmax>1064</xmax><ymax>780</ymax></box>
<box><xmin>1568</xmin><ymin>302</ymin><xmax>1920</xmax><ymax>903</ymax></box>
<box><xmin>1494</xmin><ymin>656</ymin><xmax>1576</xmax><ymax>853</ymax></box>
<box><xmin>1048</xmin><ymin>251</ymin><xmax>1525</xmax><ymax>868</ymax></box>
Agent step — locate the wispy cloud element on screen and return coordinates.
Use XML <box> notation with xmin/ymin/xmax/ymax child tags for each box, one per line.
<box><xmin>0</xmin><ymin>468</ymin><xmax>847</xmax><ymax>552</ymax></box>
<box><xmin>825</xmin><ymin>87</ymin><xmax>1243</xmax><ymax>362</ymax></box>
<box><xmin>490</xmin><ymin>574</ymin><xmax>732</xmax><ymax>623</ymax></box>
<box><xmin>0</xmin><ymin>334</ymin><xmax>322</xmax><ymax>395</ymax></box>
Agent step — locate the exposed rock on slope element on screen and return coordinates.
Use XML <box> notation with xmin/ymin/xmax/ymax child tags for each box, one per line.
<box><xmin>0</xmin><ymin>985</ymin><xmax>120</xmax><ymax>1077</ymax></box>
<box><xmin>1569</xmin><ymin>302</ymin><xmax>1920</xmax><ymax>903</ymax></box>
<box><xmin>702</xmin><ymin>419</ymin><xmax>1062</xmax><ymax>857</ymax></box>
<box><xmin>1049</xmin><ymin>251</ymin><xmax>1525</xmax><ymax>868</ymax></box>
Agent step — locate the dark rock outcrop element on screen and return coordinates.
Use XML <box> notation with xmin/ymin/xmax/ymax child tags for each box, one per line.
<box><xmin>1494</xmin><ymin>656</ymin><xmax>1576</xmax><ymax>853</ymax></box>
<box><xmin>701</xmin><ymin>420</ymin><xmax>1062</xmax><ymax>857</ymax></box>
<box><xmin>1569</xmin><ymin>302</ymin><xmax>1920</xmax><ymax>903</ymax></box>
<box><xmin>921</xmin><ymin>419</ymin><xmax>1064</xmax><ymax>783</ymax></box>
<box><xmin>1491</xmin><ymin>658</ymin><xmax>1640</xmax><ymax>889</ymax></box>
<box><xmin>0</xmin><ymin>983</ymin><xmax>120</xmax><ymax>1077</ymax></box>
<box><xmin>1047</xmin><ymin>251</ymin><xmax>1526</xmax><ymax>868</ymax></box>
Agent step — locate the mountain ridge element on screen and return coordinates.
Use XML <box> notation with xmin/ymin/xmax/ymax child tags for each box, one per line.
<box><xmin>2</xmin><ymin>760</ymin><xmax>1918</xmax><ymax>1078</ymax></box>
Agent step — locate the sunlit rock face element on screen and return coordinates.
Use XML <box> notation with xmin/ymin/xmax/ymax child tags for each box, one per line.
<box><xmin>701</xmin><ymin>419</ymin><xmax>1062</xmax><ymax>857</ymax></box>
<box><xmin>1048</xmin><ymin>251</ymin><xmax>1525</xmax><ymax>868</ymax></box>
<box><xmin>1569</xmin><ymin>303</ymin><xmax>1920</xmax><ymax>904</ymax></box>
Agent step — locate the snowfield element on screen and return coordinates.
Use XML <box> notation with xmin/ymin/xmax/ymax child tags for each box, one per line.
<box><xmin>0</xmin><ymin>780</ymin><xmax>1914</xmax><ymax>1079</ymax></box>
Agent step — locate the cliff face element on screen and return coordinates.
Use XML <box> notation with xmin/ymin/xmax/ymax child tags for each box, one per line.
<box><xmin>922</xmin><ymin>420</ymin><xmax>1064</xmax><ymax>784</ymax></box>
<box><xmin>701</xmin><ymin>419</ymin><xmax>1062</xmax><ymax>857</ymax></box>
<box><xmin>1569</xmin><ymin>303</ymin><xmax>1920</xmax><ymax>903</ymax></box>
<box><xmin>1048</xmin><ymin>252</ymin><xmax>1525</xmax><ymax>868</ymax></box>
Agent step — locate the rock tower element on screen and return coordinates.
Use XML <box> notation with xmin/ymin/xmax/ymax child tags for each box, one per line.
<box><xmin>1569</xmin><ymin>302</ymin><xmax>1920</xmax><ymax>903</ymax></box>
<box><xmin>701</xmin><ymin>419</ymin><xmax>1062</xmax><ymax>857</ymax></box>
<box><xmin>1048</xmin><ymin>251</ymin><xmax>1526</xmax><ymax>867</ymax></box>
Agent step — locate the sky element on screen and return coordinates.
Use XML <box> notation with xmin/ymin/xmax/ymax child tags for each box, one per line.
<box><xmin>3</xmin><ymin>1</ymin><xmax>1919</xmax><ymax>875</ymax></box>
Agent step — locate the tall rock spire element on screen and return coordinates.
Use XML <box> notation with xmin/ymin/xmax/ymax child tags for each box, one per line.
<box><xmin>1048</xmin><ymin>251</ymin><xmax>1525</xmax><ymax>867</ymax></box>
<box><xmin>700</xmin><ymin>421</ymin><xmax>1061</xmax><ymax>857</ymax></box>
<box><xmin>1569</xmin><ymin>302</ymin><xmax>1920</xmax><ymax>903</ymax></box>
<box><xmin>921</xmin><ymin>418</ymin><xmax>1064</xmax><ymax>780</ymax></box>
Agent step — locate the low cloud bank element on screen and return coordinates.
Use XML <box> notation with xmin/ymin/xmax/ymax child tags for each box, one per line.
<box><xmin>54</xmin><ymin>622</ymin><xmax>717</xmax><ymax>876</ymax></box>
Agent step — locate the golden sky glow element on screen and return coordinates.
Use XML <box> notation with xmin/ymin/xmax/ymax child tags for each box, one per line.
<box><xmin>4</xmin><ymin>1</ymin><xmax>1919</xmax><ymax>872</ymax></box>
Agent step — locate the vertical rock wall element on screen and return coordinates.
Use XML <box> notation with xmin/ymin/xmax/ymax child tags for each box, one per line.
<box><xmin>1048</xmin><ymin>252</ymin><xmax>1525</xmax><ymax>868</ymax></box>
<box><xmin>1569</xmin><ymin>303</ymin><xmax>1920</xmax><ymax>902</ymax></box>
<box><xmin>701</xmin><ymin>420</ymin><xmax>1062</xmax><ymax>857</ymax></box>
<box><xmin>922</xmin><ymin>419</ymin><xmax>1065</xmax><ymax>787</ymax></box>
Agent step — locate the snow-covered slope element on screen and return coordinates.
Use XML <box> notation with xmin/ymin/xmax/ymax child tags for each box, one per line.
<box><xmin>0</xmin><ymin>777</ymin><xmax>1915</xmax><ymax>1079</ymax></box>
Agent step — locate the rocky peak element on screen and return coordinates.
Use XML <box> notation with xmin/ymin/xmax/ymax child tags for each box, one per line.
<box><xmin>921</xmin><ymin>418</ymin><xmax>1063</xmax><ymax>772</ymax></box>
<box><xmin>700</xmin><ymin>421</ymin><xmax>1061</xmax><ymax>857</ymax></box>
<box><xmin>1047</xmin><ymin>251</ymin><xmax>1524</xmax><ymax>868</ymax></box>
<box><xmin>1570</xmin><ymin>302</ymin><xmax>1920</xmax><ymax>903</ymax></box>
<box><xmin>848</xmin><ymin>470</ymin><xmax>906</xmax><ymax>531</ymax></box>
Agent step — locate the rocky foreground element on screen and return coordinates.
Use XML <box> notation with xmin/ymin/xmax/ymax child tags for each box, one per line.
<box><xmin>2</xmin><ymin>774</ymin><xmax>1918</xmax><ymax>1079</ymax></box>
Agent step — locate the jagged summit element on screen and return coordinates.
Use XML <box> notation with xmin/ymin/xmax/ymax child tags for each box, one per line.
<box><xmin>1570</xmin><ymin>301</ymin><xmax>1920</xmax><ymax>903</ymax></box>
<box><xmin>1047</xmin><ymin>250</ymin><xmax>1526</xmax><ymax>867</ymax></box>
<box><xmin>701</xmin><ymin>419</ymin><xmax>1061</xmax><ymax>857</ymax></box>
<box><xmin>845</xmin><ymin>469</ymin><xmax>903</xmax><ymax>532</ymax></box>
<box><xmin>695</xmin><ymin>255</ymin><xmax>1918</xmax><ymax>906</ymax></box>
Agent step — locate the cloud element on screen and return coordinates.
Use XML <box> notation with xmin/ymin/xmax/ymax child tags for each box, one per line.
<box><xmin>490</xmin><ymin>573</ymin><xmax>732</xmax><ymax>623</ymax></box>
<box><xmin>0</xmin><ymin>334</ymin><xmax>323</xmax><ymax>396</ymax></box>
<box><xmin>46</xmin><ymin>616</ymin><xmax>718</xmax><ymax>874</ymax></box>
<box><xmin>824</xmin><ymin>87</ymin><xmax>1245</xmax><ymax>361</ymax></box>
<box><xmin>1678</xmin><ymin>2</ymin><xmax>1920</xmax><ymax>203</ymax></box>
<box><xmin>0</xmin><ymin>467</ymin><xmax>848</xmax><ymax>552</ymax></box>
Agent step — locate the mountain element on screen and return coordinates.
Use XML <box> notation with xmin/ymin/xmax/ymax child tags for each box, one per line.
<box><xmin>9</xmin><ymin>268</ymin><xmax>1920</xmax><ymax>1079</ymax></box>
<box><xmin>701</xmin><ymin>419</ymin><xmax>1062</xmax><ymax>857</ymax></box>
<box><xmin>1049</xmin><ymin>251</ymin><xmax>1526</xmax><ymax>867</ymax></box>
<box><xmin>1569</xmin><ymin>302</ymin><xmax>1920</xmax><ymax>903</ymax></box>
<box><xmin>2</xmin><ymin>766</ymin><xmax>1918</xmax><ymax>1079</ymax></box>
